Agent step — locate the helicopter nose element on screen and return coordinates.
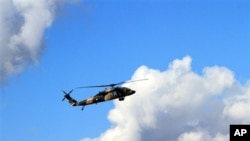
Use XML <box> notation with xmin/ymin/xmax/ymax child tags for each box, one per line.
<box><xmin>131</xmin><ymin>90</ymin><xmax>136</xmax><ymax>94</ymax></box>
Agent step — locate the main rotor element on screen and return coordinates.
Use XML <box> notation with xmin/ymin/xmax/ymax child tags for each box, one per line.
<box><xmin>76</xmin><ymin>78</ymin><xmax>148</xmax><ymax>89</ymax></box>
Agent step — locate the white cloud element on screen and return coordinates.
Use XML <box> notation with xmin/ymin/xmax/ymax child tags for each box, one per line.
<box><xmin>222</xmin><ymin>82</ymin><xmax>250</xmax><ymax>123</ymax></box>
<box><xmin>80</xmin><ymin>56</ymin><xmax>250</xmax><ymax>141</ymax></box>
<box><xmin>0</xmin><ymin>0</ymin><xmax>77</xmax><ymax>84</ymax></box>
<box><xmin>177</xmin><ymin>130</ymin><xmax>209</xmax><ymax>141</ymax></box>
<box><xmin>177</xmin><ymin>130</ymin><xmax>228</xmax><ymax>141</ymax></box>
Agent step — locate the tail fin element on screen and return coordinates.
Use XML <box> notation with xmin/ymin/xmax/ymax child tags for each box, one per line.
<box><xmin>62</xmin><ymin>89</ymin><xmax>78</xmax><ymax>106</ymax></box>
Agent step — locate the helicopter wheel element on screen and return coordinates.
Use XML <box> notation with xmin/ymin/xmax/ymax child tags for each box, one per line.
<box><xmin>119</xmin><ymin>97</ymin><xmax>124</xmax><ymax>101</ymax></box>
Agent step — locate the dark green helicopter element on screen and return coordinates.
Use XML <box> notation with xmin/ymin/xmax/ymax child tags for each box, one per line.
<box><xmin>62</xmin><ymin>79</ymin><xmax>147</xmax><ymax>110</ymax></box>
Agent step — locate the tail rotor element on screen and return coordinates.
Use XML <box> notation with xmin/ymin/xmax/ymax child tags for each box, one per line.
<box><xmin>62</xmin><ymin>89</ymin><xmax>73</xmax><ymax>101</ymax></box>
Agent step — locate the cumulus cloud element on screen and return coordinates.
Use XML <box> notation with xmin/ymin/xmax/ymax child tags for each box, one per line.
<box><xmin>0</xmin><ymin>0</ymin><xmax>77</xmax><ymax>84</ymax></box>
<box><xmin>80</xmin><ymin>56</ymin><xmax>250</xmax><ymax>141</ymax></box>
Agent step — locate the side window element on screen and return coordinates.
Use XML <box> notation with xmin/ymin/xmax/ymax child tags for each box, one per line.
<box><xmin>111</xmin><ymin>91</ymin><xmax>117</xmax><ymax>98</ymax></box>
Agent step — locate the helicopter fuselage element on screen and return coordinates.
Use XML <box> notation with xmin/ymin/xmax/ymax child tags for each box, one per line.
<box><xmin>62</xmin><ymin>79</ymin><xmax>147</xmax><ymax>110</ymax></box>
<box><xmin>64</xmin><ymin>87</ymin><xmax>135</xmax><ymax>110</ymax></box>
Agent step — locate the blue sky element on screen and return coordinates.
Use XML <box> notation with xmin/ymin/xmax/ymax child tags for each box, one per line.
<box><xmin>1</xmin><ymin>0</ymin><xmax>250</xmax><ymax>141</ymax></box>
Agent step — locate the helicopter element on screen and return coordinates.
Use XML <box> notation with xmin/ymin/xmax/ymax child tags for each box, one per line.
<box><xmin>62</xmin><ymin>79</ymin><xmax>147</xmax><ymax>110</ymax></box>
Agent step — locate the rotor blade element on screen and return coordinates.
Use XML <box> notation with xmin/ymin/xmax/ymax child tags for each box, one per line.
<box><xmin>123</xmin><ymin>78</ymin><xmax>148</xmax><ymax>84</ymax></box>
<box><xmin>76</xmin><ymin>79</ymin><xmax>148</xmax><ymax>89</ymax></box>
<box><xmin>76</xmin><ymin>83</ymin><xmax>124</xmax><ymax>89</ymax></box>
<box><xmin>107</xmin><ymin>79</ymin><xmax>148</xmax><ymax>86</ymax></box>
<box><xmin>62</xmin><ymin>89</ymin><xmax>73</xmax><ymax>95</ymax></box>
<box><xmin>62</xmin><ymin>90</ymin><xmax>67</xmax><ymax>95</ymax></box>
<box><xmin>76</xmin><ymin>85</ymin><xmax>111</xmax><ymax>89</ymax></box>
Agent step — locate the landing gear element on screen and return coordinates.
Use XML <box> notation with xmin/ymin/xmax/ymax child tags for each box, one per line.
<box><xmin>119</xmin><ymin>97</ymin><xmax>124</xmax><ymax>101</ymax></box>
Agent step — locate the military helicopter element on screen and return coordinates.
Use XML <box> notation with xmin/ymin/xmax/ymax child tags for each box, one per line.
<box><xmin>62</xmin><ymin>79</ymin><xmax>147</xmax><ymax>110</ymax></box>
